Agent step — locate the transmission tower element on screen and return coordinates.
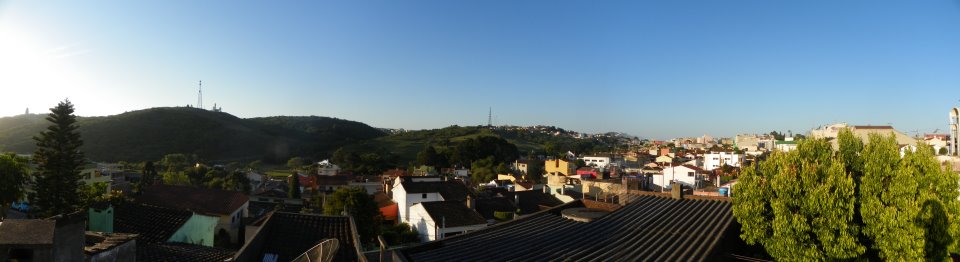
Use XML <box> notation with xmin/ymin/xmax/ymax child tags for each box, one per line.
<box><xmin>197</xmin><ymin>80</ymin><xmax>203</xmax><ymax>109</ymax></box>
<box><xmin>488</xmin><ymin>107</ymin><xmax>492</xmax><ymax>127</ymax></box>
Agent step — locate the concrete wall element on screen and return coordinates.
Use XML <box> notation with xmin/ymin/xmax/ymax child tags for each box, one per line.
<box><xmin>168</xmin><ymin>213</ymin><xmax>219</xmax><ymax>246</ymax></box>
<box><xmin>53</xmin><ymin>213</ymin><xmax>86</xmax><ymax>262</ymax></box>
<box><xmin>86</xmin><ymin>240</ymin><xmax>136</xmax><ymax>262</ymax></box>
<box><xmin>88</xmin><ymin>206</ymin><xmax>114</xmax><ymax>233</ymax></box>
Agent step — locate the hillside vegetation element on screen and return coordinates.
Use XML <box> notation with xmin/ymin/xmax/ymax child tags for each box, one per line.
<box><xmin>0</xmin><ymin>107</ymin><xmax>385</xmax><ymax>163</ymax></box>
<box><xmin>338</xmin><ymin>125</ymin><xmax>623</xmax><ymax>167</ymax></box>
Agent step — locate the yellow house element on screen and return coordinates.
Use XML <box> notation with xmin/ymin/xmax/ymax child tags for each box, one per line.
<box><xmin>545</xmin><ymin>159</ymin><xmax>576</xmax><ymax>176</ymax></box>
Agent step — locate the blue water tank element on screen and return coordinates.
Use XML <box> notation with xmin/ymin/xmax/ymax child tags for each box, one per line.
<box><xmin>718</xmin><ymin>187</ymin><xmax>729</xmax><ymax>197</ymax></box>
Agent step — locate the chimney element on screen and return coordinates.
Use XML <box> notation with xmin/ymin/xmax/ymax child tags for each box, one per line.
<box><xmin>671</xmin><ymin>182</ymin><xmax>683</xmax><ymax>200</ymax></box>
<box><xmin>466</xmin><ymin>195</ymin><xmax>474</xmax><ymax>210</ymax></box>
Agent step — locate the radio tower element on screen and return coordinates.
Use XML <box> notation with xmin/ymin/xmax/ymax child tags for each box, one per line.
<box><xmin>197</xmin><ymin>80</ymin><xmax>203</xmax><ymax>109</ymax></box>
<box><xmin>487</xmin><ymin>107</ymin><xmax>492</xmax><ymax>127</ymax></box>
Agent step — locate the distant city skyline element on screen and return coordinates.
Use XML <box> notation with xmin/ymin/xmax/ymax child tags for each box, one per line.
<box><xmin>2</xmin><ymin>1</ymin><xmax>959</xmax><ymax>139</ymax></box>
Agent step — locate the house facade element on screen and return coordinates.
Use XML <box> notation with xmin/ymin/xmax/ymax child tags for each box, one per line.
<box><xmin>408</xmin><ymin>201</ymin><xmax>487</xmax><ymax>242</ymax></box>
<box><xmin>544</xmin><ymin>159</ymin><xmax>576</xmax><ymax>176</ymax></box>
<box><xmin>703</xmin><ymin>152</ymin><xmax>742</xmax><ymax>171</ymax></box>
<box><xmin>652</xmin><ymin>165</ymin><xmax>704</xmax><ymax>190</ymax></box>
<box><xmin>580</xmin><ymin>156</ymin><xmax>611</xmax><ymax>169</ymax></box>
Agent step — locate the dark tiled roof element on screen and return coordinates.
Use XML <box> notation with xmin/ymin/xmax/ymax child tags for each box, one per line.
<box><xmin>138</xmin><ymin>185</ymin><xmax>249</xmax><ymax>216</ymax></box>
<box><xmin>417</xmin><ymin>201</ymin><xmax>486</xmax><ymax>227</ymax></box>
<box><xmin>84</xmin><ymin>232</ymin><xmax>138</xmax><ymax>256</ymax></box>
<box><xmin>234</xmin><ymin>212</ymin><xmax>362</xmax><ymax>262</ymax></box>
<box><xmin>138</xmin><ymin>242</ymin><xmax>235</xmax><ymax>262</ymax></box>
<box><xmin>475</xmin><ymin>198</ymin><xmax>517</xmax><ymax>220</ymax></box>
<box><xmin>0</xmin><ymin>219</ymin><xmax>56</xmax><ymax>246</ymax></box>
<box><xmin>400</xmin><ymin>181</ymin><xmax>472</xmax><ymax>201</ymax></box>
<box><xmin>500</xmin><ymin>190</ymin><xmax>565</xmax><ymax>215</ymax></box>
<box><xmin>253</xmin><ymin>189</ymin><xmax>289</xmax><ymax>199</ymax></box>
<box><xmin>399</xmin><ymin>194</ymin><xmax>737</xmax><ymax>261</ymax></box>
<box><xmin>114</xmin><ymin>203</ymin><xmax>192</xmax><ymax>243</ymax></box>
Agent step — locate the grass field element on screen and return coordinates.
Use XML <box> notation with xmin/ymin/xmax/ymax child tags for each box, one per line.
<box><xmin>265</xmin><ymin>170</ymin><xmax>295</xmax><ymax>178</ymax></box>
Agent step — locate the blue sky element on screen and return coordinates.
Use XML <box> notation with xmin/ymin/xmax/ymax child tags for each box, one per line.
<box><xmin>1</xmin><ymin>1</ymin><xmax>958</xmax><ymax>139</ymax></box>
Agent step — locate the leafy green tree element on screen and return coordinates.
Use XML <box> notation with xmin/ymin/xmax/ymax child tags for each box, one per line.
<box><xmin>470</xmin><ymin>157</ymin><xmax>497</xmax><ymax>184</ymax></box>
<box><xmin>860</xmin><ymin>134</ymin><xmax>960</xmax><ymax>260</ymax></box>
<box><xmin>526</xmin><ymin>160</ymin><xmax>545</xmax><ymax>183</ymax></box>
<box><xmin>380</xmin><ymin>223</ymin><xmax>420</xmax><ymax>246</ymax></box>
<box><xmin>417</xmin><ymin>145</ymin><xmax>444</xmax><ymax>167</ymax></box>
<box><xmin>939</xmin><ymin>147</ymin><xmax>948</xmax><ymax>156</ymax></box>
<box><xmin>162</xmin><ymin>171</ymin><xmax>191</xmax><ymax>186</ymax></box>
<box><xmin>160</xmin><ymin>153</ymin><xmax>189</xmax><ymax>173</ymax></box>
<box><xmin>248</xmin><ymin>160</ymin><xmax>263</xmax><ymax>171</ymax></box>
<box><xmin>288</xmin><ymin>173</ymin><xmax>302</xmax><ymax>199</ymax></box>
<box><xmin>0</xmin><ymin>153</ymin><xmax>29</xmax><ymax>219</ymax></box>
<box><xmin>287</xmin><ymin>157</ymin><xmax>304</xmax><ymax>170</ymax></box>
<box><xmin>734</xmin><ymin>129</ymin><xmax>960</xmax><ymax>260</ymax></box>
<box><xmin>140</xmin><ymin>161</ymin><xmax>159</xmax><ymax>187</ymax></box>
<box><xmin>32</xmin><ymin>100</ymin><xmax>86</xmax><ymax>216</ymax></box>
<box><xmin>575</xmin><ymin>159</ymin><xmax>587</xmax><ymax>168</ymax></box>
<box><xmin>323</xmin><ymin>187</ymin><xmax>380</xmax><ymax>244</ymax></box>
<box><xmin>733</xmin><ymin>138</ymin><xmax>863</xmax><ymax>260</ymax></box>
<box><xmin>80</xmin><ymin>182</ymin><xmax>110</xmax><ymax>206</ymax></box>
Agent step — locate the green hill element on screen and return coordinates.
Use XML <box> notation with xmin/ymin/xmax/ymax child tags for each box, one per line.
<box><xmin>339</xmin><ymin>125</ymin><xmax>622</xmax><ymax>166</ymax></box>
<box><xmin>0</xmin><ymin>107</ymin><xmax>385</xmax><ymax>163</ymax></box>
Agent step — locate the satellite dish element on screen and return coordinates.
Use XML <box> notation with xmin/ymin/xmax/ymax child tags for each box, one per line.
<box><xmin>291</xmin><ymin>238</ymin><xmax>339</xmax><ymax>262</ymax></box>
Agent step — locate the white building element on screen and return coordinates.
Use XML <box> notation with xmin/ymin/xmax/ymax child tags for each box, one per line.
<box><xmin>951</xmin><ymin>108</ymin><xmax>959</xmax><ymax>156</ymax></box>
<box><xmin>810</xmin><ymin>122</ymin><xmax>849</xmax><ymax>139</ymax></box>
<box><xmin>408</xmin><ymin>201</ymin><xmax>487</xmax><ymax>242</ymax></box>
<box><xmin>317</xmin><ymin>160</ymin><xmax>340</xmax><ymax>176</ymax></box>
<box><xmin>580</xmin><ymin>156</ymin><xmax>611</xmax><ymax>169</ymax></box>
<box><xmin>925</xmin><ymin>134</ymin><xmax>949</xmax><ymax>155</ymax></box>
<box><xmin>703</xmin><ymin>152</ymin><xmax>742</xmax><ymax>171</ymax></box>
<box><xmin>391</xmin><ymin>176</ymin><xmax>472</xmax><ymax>225</ymax></box>
<box><xmin>652</xmin><ymin>165</ymin><xmax>705</xmax><ymax>190</ymax></box>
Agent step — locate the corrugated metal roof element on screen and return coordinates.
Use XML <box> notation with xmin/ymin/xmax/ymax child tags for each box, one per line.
<box><xmin>398</xmin><ymin>194</ymin><xmax>737</xmax><ymax>261</ymax></box>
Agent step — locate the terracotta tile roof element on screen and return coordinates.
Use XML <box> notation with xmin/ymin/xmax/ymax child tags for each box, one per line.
<box><xmin>114</xmin><ymin>203</ymin><xmax>192</xmax><ymax>243</ymax></box>
<box><xmin>400</xmin><ymin>181</ymin><xmax>472</xmax><ymax>201</ymax></box>
<box><xmin>234</xmin><ymin>212</ymin><xmax>362</xmax><ymax>262</ymax></box>
<box><xmin>417</xmin><ymin>201</ymin><xmax>487</xmax><ymax>227</ymax></box>
<box><xmin>0</xmin><ymin>219</ymin><xmax>56</xmax><ymax>246</ymax></box>
<box><xmin>399</xmin><ymin>194</ymin><xmax>740</xmax><ymax>261</ymax></box>
<box><xmin>138</xmin><ymin>185</ymin><xmax>249</xmax><ymax>216</ymax></box>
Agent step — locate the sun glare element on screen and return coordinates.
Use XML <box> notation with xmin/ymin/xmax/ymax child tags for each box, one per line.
<box><xmin>0</xmin><ymin>22</ymin><xmax>92</xmax><ymax>115</ymax></box>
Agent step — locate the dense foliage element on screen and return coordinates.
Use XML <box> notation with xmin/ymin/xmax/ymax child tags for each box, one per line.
<box><xmin>323</xmin><ymin>187</ymin><xmax>381</xmax><ymax>244</ymax></box>
<box><xmin>733</xmin><ymin>129</ymin><xmax>960</xmax><ymax>260</ymax></box>
<box><xmin>32</xmin><ymin>100</ymin><xmax>87</xmax><ymax>216</ymax></box>
<box><xmin>0</xmin><ymin>153</ymin><xmax>29</xmax><ymax>218</ymax></box>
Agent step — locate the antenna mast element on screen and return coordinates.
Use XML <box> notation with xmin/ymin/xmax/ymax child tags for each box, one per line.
<box><xmin>488</xmin><ymin>107</ymin><xmax>492</xmax><ymax>127</ymax></box>
<box><xmin>198</xmin><ymin>80</ymin><xmax>204</xmax><ymax>109</ymax></box>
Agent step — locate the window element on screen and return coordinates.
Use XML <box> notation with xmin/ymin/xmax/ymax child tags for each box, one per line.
<box><xmin>687</xmin><ymin>172</ymin><xmax>694</xmax><ymax>177</ymax></box>
<box><xmin>422</xmin><ymin>193</ymin><xmax>427</xmax><ymax>199</ymax></box>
